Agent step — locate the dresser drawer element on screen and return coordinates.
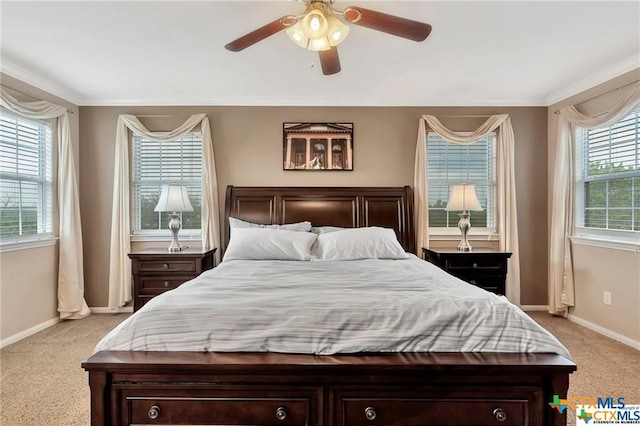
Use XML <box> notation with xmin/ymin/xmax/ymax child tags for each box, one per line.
<box><xmin>137</xmin><ymin>260</ymin><xmax>196</xmax><ymax>273</ymax></box>
<box><xmin>139</xmin><ymin>276</ymin><xmax>195</xmax><ymax>290</ymax></box>
<box><xmin>120</xmin><ymin>386</ymin><xmax>321</xmax><ymax>426</ymax></box>
<box><xmin>128</xmin><ymin>397</ymin><xmax>310</xmax><ymax>425</ymax></box>
<box><xmin>341</xmin><ymin>398</ymin><xmax>526</xmax><ymax>426</ymax></box>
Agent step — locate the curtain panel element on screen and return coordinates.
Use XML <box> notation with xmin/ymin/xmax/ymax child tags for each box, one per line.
<box><xmin>414</xmin><ymin>114</ymin><xmax>521</xmax><ymax>304</ymax></box>
<box><xmin>108</xmin><ymin>114</ymin><xmax>220</xmax><ymax>309</ymax></box>
<box><xmin>0</xmin><ymin>88</ymin><xmax>90</xmax><ymax>320</ymax></box>
<box><xmin>549</xmin><ymin>81</ymin><xmax>640</xmax><ymax>317</ymax></box>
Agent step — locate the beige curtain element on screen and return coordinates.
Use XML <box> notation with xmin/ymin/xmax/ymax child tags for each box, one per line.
<box><xmin>414</xmin><ymin>114</ymin><xmax>521</xmax><ymax>304</ymax></box>
<box><xmin>1</xmin><ymin>88</ymin><xmax>90</xmax><ymax>319</ymax></box>
<box><xmin>549</xmin><ymin>81</ymin><xmax>640</xmax><ymax>317</ymax></box>
<box><xmin>108</xmin><ymin>114</ymin><xmax>220</xmax><ymax>309</ymax></box>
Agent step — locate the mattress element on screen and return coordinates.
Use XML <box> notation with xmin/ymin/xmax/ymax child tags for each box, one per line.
<box><xmin>95</xmin><ymin>254</ymin><xmax>571</xmax><ymax>359</ymax></box>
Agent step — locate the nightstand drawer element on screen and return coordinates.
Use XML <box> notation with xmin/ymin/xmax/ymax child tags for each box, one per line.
<box><xmin>445</xmin><ymin>257</ymin><xmax>505</xmax><ymax>273</ymax></box>
<box><xmin>137</xmin><ymin>260</ymin><xmax>196</xmax><ymax>273</ymax></box>
<box><xmin>456</xmin><ymin>274</ymin><xmax>505</xmax><ymax>294</ymax></box>
<box><xmin>139</xmin><ymin>276</ymin><xmax>194</xmax><ymax>290</ymax></box>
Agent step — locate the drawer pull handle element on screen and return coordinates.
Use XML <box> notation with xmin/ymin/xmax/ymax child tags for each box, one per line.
<box><xmin>365</xmin><ymin>406</ymin><xmax>377</xmax><ymax>421</ymax></box>
<box><xmin>275</xmin><ymin>406</ymin><xmax>287</xmax><ymax>421</ymax></box>
<box><xmin>472</xmin><ymin>262</ymin><xmax>478</xmax><ymax>268</ymax></box>
<box><xmin>493</xmin><ymin>408</ymin><xmax>507</xmax><ymax>422</ymax></box>
<box><xmin>163</xmin><ymin>263</ymin><xmax>169</xmax><ymax>269</ymax></box>
<box><xmin>164</xmin><ymin>281</ymin><xmax>170</xmax><ymax>287</ymax></box>
<box><xmin>148</xmin><ymin>405</ymin><xmax>160</xmax><ymax>420</ymax></box>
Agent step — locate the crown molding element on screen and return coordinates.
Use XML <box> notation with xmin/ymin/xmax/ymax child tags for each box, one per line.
<box><xmin>545</xmin><ymin>55</ymin><xmax>640</xmax><ymax>106</ymax></box>
<box><xmin>1</xmin><ymin>59</ymin><xmax>84</xmax><ymax>106</ymax></box>
<box><xmin>79</xmin><ymin>96</ymin><xmax>547</xmax><ymax>107</ymax></box>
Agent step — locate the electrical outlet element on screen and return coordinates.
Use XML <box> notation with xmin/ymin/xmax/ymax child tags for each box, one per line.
<box><xmin>603</xmin><ymin>291</ymin><xmax>612</xmax><ymax>306</ymax></box>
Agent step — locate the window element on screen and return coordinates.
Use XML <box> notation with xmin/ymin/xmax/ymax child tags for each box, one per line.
<box><xmin>131</xmin><ymin>133</ymin><xmax>202</xmax><ymax>236</ymax></box>
<box><xmin>575</xmin><ymin>108</ymin><xmax>639</xmax><ymax>238</ymax></box>
<box><xmin>0</xmin><ymin>108</ymin><xmax>53</xmax><ymax>241</ymax></box>
<box><xmin>427</xmin><ymin>132</ymin><xmax>496</xmax><ymax>234</ymax></box>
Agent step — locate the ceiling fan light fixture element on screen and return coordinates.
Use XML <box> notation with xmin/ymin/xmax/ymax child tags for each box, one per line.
<box><xmin>224</xmin><ymin>1</ymin><xmax>433</xmax><ymax>75</ymax></box>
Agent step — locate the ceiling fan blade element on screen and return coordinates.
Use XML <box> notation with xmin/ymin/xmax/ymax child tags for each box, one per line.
<box><xmin>225</xmin><ymin>16</ymin><xmax>297</xmax><ymax>52</ymax></box>
<box><xmin>319</xmin><ymin>47</ymin><xmax>341</xmax><ymax>75</ymax></box>
<box><xmin>343</xmin><ymin>6</ymin><xmax>432</xmax><ymax>42</ymax></box>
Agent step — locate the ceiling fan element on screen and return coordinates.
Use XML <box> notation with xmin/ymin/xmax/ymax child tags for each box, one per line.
<box><xmin>224</xmin><ymin>0</ymin><xmax>432</xmax><ymax>76</ymax></box>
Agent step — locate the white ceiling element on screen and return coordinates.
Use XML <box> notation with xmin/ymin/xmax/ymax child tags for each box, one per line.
<box><xmin>1</xmin><ymin>0</ymin><xmax>639</xmax><ymax>107</ymax></box>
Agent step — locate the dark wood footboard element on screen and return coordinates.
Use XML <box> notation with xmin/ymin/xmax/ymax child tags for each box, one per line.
<box><xmin>83</xmin><ymin>351</ymin><xmax>575</xmax><ymax>426</ymax></box>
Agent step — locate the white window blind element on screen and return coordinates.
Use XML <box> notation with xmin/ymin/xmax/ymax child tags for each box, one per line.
<box><xmin>575</xmin><ymin>108</ymin><xmax>639</xmax><ymax>234</ymax></box>
<box><xmin>131</xmin><ymin>133</ymin><xmax>202</xmax><ymax>234</ymax></box>
<box><xmin>0</xmin><ymin>108</ymin><xmax>53</xmax><ymax>240</ymax></box>
<box><xmin>427</xmin><ymin>132</ymin><xmax>496</xmax><ymax>232</ymax></box>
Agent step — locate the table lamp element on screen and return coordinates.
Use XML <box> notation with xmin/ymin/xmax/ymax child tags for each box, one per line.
<box><xmin>446</xmin><ymin>184</ymin><xmax>483</xmax><ymax>252</ymax></box>
<box><xmin>154</xmin><ymin>185</ymin><xmax>194</xmax><ymax>252</ymax></box>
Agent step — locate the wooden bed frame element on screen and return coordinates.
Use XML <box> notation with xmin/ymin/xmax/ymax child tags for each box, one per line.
<box><xmin>83</xmin><ymin>186</ymin><xmax>575</xmax><ymax>426</ymax></box>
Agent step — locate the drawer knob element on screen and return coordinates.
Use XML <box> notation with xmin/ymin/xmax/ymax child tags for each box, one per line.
<box><xmin>472</xmin><ymin>262</ymin><xmax>478</xmax><ymax>268</ymax></box>
<box><xmin>163</xmin><ymin>263</ymin><xmax>169</xmax><ymax>269</ymax></box>
<box><xmin>493</xmin><ymin>408</ymin><xmax>507</xmax><ymax>422</ymax></box>
<box><xmin>148</xmin><ymin>405</ymin><xmax>160</xmax><ymax>420</ymax></box>
<box><xmin>164</xmin><ymin>281</ymin><xmax>170</xmax><ymax>287</ymax></box>
<box><xmin>365</xmin><ymin>406</ymin><xmax>377</xmax><ymax>421</ymax></box>
<box><xmin>469</xmin><ymin>280</ymin><xmax>477</xmax><ymax>285</ymax></box>
<box><xmin>275</xmin><ymin>406</ymin><xmax>287</xmax><ymax>421</ymax></box>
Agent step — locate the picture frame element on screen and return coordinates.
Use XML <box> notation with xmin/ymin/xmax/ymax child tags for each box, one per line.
<box><xmin>283</xmin><ymin>122</ymin><xmax>353</xmax><ymax>170</ymax></box>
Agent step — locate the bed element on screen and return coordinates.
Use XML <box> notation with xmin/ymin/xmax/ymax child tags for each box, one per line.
<box><xmin>83</xmin><ymin>185</ymin><xmax>575</xmax><ymax>426</ymax></box>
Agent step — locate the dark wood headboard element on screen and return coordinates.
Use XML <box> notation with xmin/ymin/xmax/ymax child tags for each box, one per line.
<box><xmin>223</xmin><ymin>186</ymin><xmax>415</xmax><ymax>254</ymax></box>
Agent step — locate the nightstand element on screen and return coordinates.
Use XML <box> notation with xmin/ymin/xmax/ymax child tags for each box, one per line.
<box><xmin>129</xmin><ymin>247</ymin><xmax>216</xmax><ymax>311</ymax></box>
<box><xmin>422</xmin><ymin>247</ymin><xmax>512</xmax><ymax>295</ymax></box>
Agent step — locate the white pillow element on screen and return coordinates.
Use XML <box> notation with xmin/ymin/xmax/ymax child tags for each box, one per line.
<box><xmin>229</xmin><ymin>217</ymin><xmax>312</xmax><ymax>232</ymax></box>
<box><xmin>315</xmin><ymin>227</ymin><xmax>409</xmax><ymax>261</ymax></box>
<box><xmin>223</xmin><ymin>228</ymin><xmax>317</xmax><ymax>262</ymax></box>
<box><xmin>310</xmin><ymin>226</ymin><xmax>345</xmax><ymax>234</ymax></box>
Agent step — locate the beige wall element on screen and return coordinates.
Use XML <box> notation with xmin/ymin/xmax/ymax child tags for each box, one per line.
<box><xmin>79</xmin><ymin>106</ymin><xmax>549</xmax><ymax>307</ymax></box>
<box><xmin>0</xmin><ymin>73</ymin><xmax>80</xmax><ymax>341</ymax></box>
<box><xmin>547</xmin><ymin>68</ymin><xmax>640</xmax><ymax>342</ymax></box>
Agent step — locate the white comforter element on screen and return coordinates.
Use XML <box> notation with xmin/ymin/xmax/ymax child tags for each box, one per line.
<box><xmin>95</xmin><ymin>255</ymin><xmax>571</xmax><ymax>359</ymax></box>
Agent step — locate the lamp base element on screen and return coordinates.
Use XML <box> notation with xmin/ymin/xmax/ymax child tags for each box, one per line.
<box><xmin>457</xmin><ymin>212</ymin><xmax>472</xmax><ymax>252</ymax></box>
<box><xmin>167</xmin><ymin>213</ymin><xmax>186</xmax><ymax>252</ymax></box>
<box><xmin>167</xmin><ymin>242</ymin><xmax>186</xmax><ymax>252</ymax></box>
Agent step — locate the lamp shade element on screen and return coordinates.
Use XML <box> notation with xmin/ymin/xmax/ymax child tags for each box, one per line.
<box><xmin>445</xmin><ymin>184</ymin><xmax>483</xmax><ymax>212</ymax></box>
<box><xmin>307</xmin><ymin>36</ymin><xmax>331</xmax><ymax>51</ymax></box>
<box><xmin>286</xmin><ymin>22</ymin><xmax>309</xmax><ymax>49</ymax></box>
<box><xmin>301</xmin><ymin>9</ymin><xmax>329</xmax><ymax>39</ymax></box>
<box><xmin>154</xmin><ymin>185</ymin><xmax>194</xmax><ymax>213</ymax></box>
<box><xmin>327</xmin><ymin>16</ymin><xmax>350</xmax><ymax>46</ymax></box>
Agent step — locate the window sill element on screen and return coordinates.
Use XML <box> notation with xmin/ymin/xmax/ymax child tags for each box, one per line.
<box><xmin>569</xmin><ymin>235</ymin><xmax>640</xmax><ymax>252</ymax></box>
<box><xmin>130</xmin><ymin>233</ymin><xmax>202</xmax><ymax>243</ymax></box>
<box><xmin>429</xmin><ymin>233</ymin><xmax>499</xmax><ymax>242</ymax></box>
<box><xmin>0</xmin><ymin>237</ymin><xmax>58</xmax><ymax>253</ymax></box>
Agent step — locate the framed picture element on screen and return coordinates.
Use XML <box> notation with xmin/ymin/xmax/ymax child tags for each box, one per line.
<box><xmin>283</xmin><ymin>122</ymin><xmax>353</xmax><ymax>170</ymax></box>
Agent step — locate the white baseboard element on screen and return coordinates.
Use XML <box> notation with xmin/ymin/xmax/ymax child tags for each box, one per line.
<box><xmin>0</xmin><ymin>317</ymin><xmax>60</xmax><ymax>349</ymax></box>
<box><xmin>520</xmin><ymin>305</ymin><xmax>549</xmax><ymax>311</ymax></box>
<box><xmin>568</xmin><ymin>314</ymin><xmax>640</xmax><ymax>350</ymax></box>
<box><xmin>90</xmin><ymin>306</ymin><xmax>133</xmax><ymax>314</ymax></box>
<box><xmin>1</xmin><ymin>307</ymin><xmax>133</xmax><ymax>348</ymax></box>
